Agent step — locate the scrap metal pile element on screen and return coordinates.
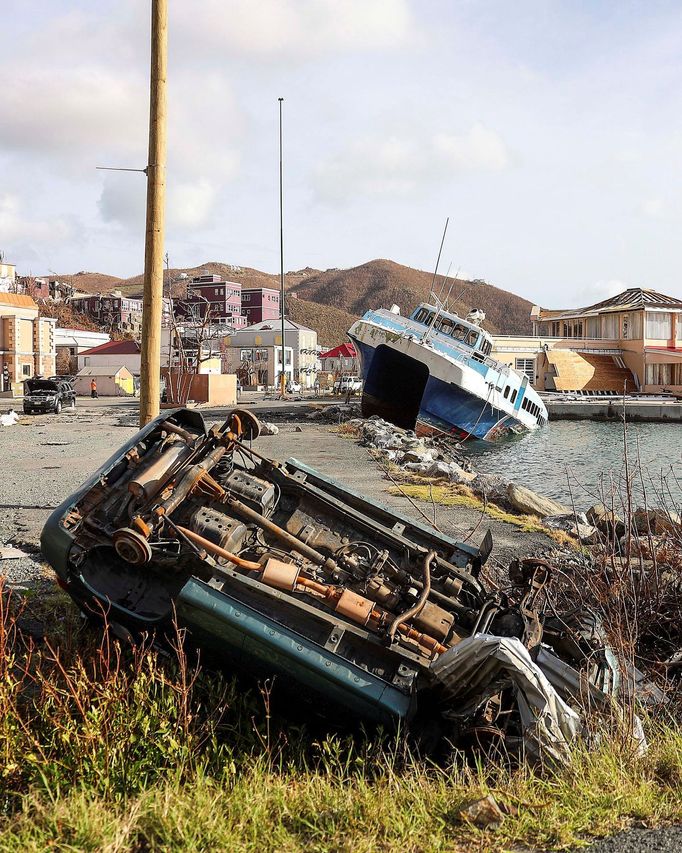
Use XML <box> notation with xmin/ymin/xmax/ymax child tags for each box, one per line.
<box><xmin>42</xmin><ymin>408</ymin><xmax>646</xmax><ymax>762</ymax></box>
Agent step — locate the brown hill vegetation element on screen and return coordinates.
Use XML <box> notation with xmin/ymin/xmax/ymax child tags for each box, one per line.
<box><xmin>57</xmin><ymin>271</ymin><xmax>123</xmax><ymax>294</ymax></box>
<box><xmin>288</xmin><ymin>259</ymin><xmax>532</xmax><ymax>335</ymax></box>
<box><xmin>286</xmin><ymin>297</ymin><xmax>358</xmax><ymax>348</ymax></box>
<box><xmin>55</xmin><ymin>257</ymin><xmax>532</xmax><ymax>344</ymax></box>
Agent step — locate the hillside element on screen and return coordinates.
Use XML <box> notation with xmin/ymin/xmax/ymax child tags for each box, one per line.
<box><xmin>288</xmin><ymin>259</ymin><xmax>532</xmax><ymax>335</ymax></box>
<box><xmin>58</xmin><ymin>271</ymin><xmax>123</xmax><ymax>294</ymax></box>
<box><xmin>52</xmin><ymin>257</ymin><xmax>533</xmax><ymax>344</ymax></box>
<box><xmin>286</xmin><ymin>297</ymin><xmax>358</xmax><ymax>349</ymax></box>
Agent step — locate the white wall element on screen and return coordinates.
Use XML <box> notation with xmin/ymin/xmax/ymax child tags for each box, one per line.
<box><xmin>78</xmin><ymin>353</ymin><xmax>141</xmax><ymax>375</ymax></box>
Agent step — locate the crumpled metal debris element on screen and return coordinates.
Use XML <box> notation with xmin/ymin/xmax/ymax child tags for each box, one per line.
<box><xmin>432</xmin><ymin>635</ymin><xmax>582</xmax><ymax>764</ymax></box>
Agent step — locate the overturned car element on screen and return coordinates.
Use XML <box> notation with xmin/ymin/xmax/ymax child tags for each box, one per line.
<box><xmin>41</xmin><ymin>408</ymin><xmax>644</xmax><ymax>761</ymax></box>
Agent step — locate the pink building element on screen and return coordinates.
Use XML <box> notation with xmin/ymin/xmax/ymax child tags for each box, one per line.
<box><xmin>241</xmin><ymin>287</ymin><xmax>280</xmax><ymax>325</ymax></box>
<box><xmin>184</xmin><ymin>274</ymin><xmax>246</xmax><ymax>327</ymax></box>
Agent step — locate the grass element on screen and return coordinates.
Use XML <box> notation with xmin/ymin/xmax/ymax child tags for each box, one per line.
<box><xmin>2</xmin><ymin>724</ymin><xmax>682</xmax><ymax>851</ymax></box>
<box><xmin>1</xmin><ymin>581</ymin><xmax>680</xmax><ymax>851</ymax></box>
<box><xmin>388</xmin><ymin>481</ymin><xmax>578</xmax><ymax>548</ymax></box>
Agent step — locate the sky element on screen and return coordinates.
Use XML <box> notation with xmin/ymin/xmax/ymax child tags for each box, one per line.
<box><xmin>3</xmin><ymin>0</ymin><xmax>682</xmax><ymax>307</ymax></box>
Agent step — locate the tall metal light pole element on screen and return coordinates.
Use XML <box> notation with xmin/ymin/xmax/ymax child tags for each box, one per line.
<box><xmin>139</xmin><ymin>0</ymin><xmax>168</xmax><ymax>426</ymax></box>
<box><xmin>278</xmin><ymin>97</ymin><xmax>286</xmax><ymax>397</ymax></box>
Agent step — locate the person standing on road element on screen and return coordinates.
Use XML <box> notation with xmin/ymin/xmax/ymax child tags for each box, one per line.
<box><xmin>90</xmin><ymin>378</ymin><xmax>98</xmax><ymax>399</ymax></box>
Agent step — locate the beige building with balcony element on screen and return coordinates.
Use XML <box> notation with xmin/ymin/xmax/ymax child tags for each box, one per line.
<box><xmin>0</xmin><ymin>293</ymin><xmax>56</xmax><ymax>394</ymax></box>
<box><xmin>492</xmin><ymin>288</ymin><xmax>682</xmax><ymax>395</ymax></box>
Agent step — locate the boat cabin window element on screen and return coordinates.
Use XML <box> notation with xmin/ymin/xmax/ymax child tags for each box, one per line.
<box><xmin>414</xmin><ymin>307</ymin><xmax>430</xmax><ymax>324</ymax></box>
<box><xmin>435</xmin><ymin>316</ymin><xmax>455</xmax><ymax>336</ymax></box>
<box><xmin>503</xmin><ymin>386</ymin><xmax>510</xmax><ymax>399</ymax></box>
<box><xmin>480</xmin><ymin>339</ymin><xmax>492</xmax><ymax>356</ymax></box>
<box><xmin>510</xmin><ymin>388</ymin><xmax>518</xmax><ymax>404</ymax></box>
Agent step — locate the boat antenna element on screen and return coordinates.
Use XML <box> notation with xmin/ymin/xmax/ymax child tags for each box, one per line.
<box><xmin>436</xmin><ymin>261</ymin><xmax>453</xmax><ymax>304</ymax></box>
<box><xmin>443</xmin><ymin>267</ymin><xmax>461</xmax><ymax>312</ymax></box>
<box><xmin>428</xmin><ymin>217</ymin><xmax>449</xmax><ymax>302</ymax></box>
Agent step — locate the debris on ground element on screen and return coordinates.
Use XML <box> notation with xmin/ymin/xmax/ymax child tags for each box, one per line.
<box><xmin>38</xmin><ymin>406</ymin><xmax>660</xmax><ymax>765</ymax></box>
<box><xmin>457</xmin><ymin>794</ymin><xmax>506</xmax><ymax>829</ymax></box>
<box><xmin>0</xmin><ymin>408</ymin><xmax>20</xmax><ymax>427</ymax></box>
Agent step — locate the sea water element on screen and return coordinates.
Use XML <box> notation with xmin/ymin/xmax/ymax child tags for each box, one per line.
<box><xmin>466</xmin><ymin>420</ymin><xmax>682</xmax><ymax>510</ymax></box>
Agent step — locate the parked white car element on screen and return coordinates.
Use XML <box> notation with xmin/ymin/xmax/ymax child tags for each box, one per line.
<box><xmin>333</xmin><ymin>375</ymin><xmax>362</xmax><ymax>394</ymax></box>
<box><xmin>286</xmin><ymin>381</ymin><xmax>302</xmax><ymax>393</ymax></box>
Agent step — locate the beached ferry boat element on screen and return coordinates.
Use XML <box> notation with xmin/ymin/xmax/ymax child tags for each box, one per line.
<box><xmin>347</xmin><ymin>303</ymin><xmax>548</xmax><ymax>441</ymax></box>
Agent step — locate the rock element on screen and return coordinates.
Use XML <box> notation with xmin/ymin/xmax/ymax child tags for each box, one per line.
<box><xmin>543</xmin><ymin>512</ymin><xmax>599</xmax><ymax>542</ymax></box>
<box><xmin>294</xmin><ymin>425</ymin><xmax>303</xmax><ymax>432</ymax></box>
<box><xmin>471</xmin><ymin>473</ymin><xmax>508</xmax><ymax>502</ymax></box>
<box><xmin>633</xmin><ymin>508</ymin><xmax>682</xmax><ymax>535</ymax></box>
<box><xmin>260</xmin><ymin>422</ymin><xmax>279</xmax><ymax>436</ymax></box>
<box><xmin>402</xmin><ymin>447</ymin><xmax>437</xmax><ymax>464</ymax></box>
<box><xmin>506</xmin><ymin>483</ymin><xmax>569</xmax><ymax>518</ymax></box>
<box><xmin>587</xmin><ymin>503</ymin><xmax>626</xmax><ymax>537</ymax></box>
<box><xmin>458</xmin><ymin>794</ymin><xmax>505</xmax><ymax>829</ymax></box>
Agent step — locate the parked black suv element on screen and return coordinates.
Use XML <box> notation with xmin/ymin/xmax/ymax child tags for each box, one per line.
<box><xmin>23</xmin><ymin>378</ymin><xmax>76</xmax><ymax>415</ymax></box>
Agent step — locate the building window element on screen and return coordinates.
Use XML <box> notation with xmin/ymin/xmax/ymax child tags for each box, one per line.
<box><xmin>646</xmin><ymin>362</ymin><xmax>681</xmax><ymax>385</ymax></box>
<box><xmin>646</xmin><ymin>312</ymin><xmax>672</xmax><ymax>340</ymax></box>
<box><xmin>515</xmin><ymin>358</ymin><xmax>535</xmax><ymax>381</ymax></box>
<box><xmin>22</xmin><ymin>364</ymin><xmax>31</xmax><ymax>377</ymax></box>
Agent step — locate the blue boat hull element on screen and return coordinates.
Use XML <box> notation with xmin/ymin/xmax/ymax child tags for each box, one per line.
<box><xmin>351</xmin><ymin>337</ymin><xmax>520</xmax><ymax>441</ymax></box>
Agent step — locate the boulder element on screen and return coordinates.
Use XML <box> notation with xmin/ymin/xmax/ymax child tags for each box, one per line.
<box><xmin>587</xmin><ymin>503</ymin><xmax>626</xmax><ymax>537</ymax></box>
<box><xmin>633</xmin><ymin>507</ymin><xmax>682</xmax><ymax>535</ymax></box>
<box><xmin>506</xmin><ymin>483</ymin><xmax>569</xmax><ymax>518</ymax></box>
<box><xmin>259</xmin><ymin>422</ymin><xmax>279</xmax><ymax>436</ymax></box>
<box><xmin>402</xmin><ymin>447</ymin><xmax>437</xmax><ymax>464</ymax></box>
<box><xmin>471</xmin><ymin>473</ymin><xmax>509</xmax><ymax>502</ymax></box>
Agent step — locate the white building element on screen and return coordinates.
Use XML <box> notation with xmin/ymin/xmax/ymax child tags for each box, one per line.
<box><xmin>77</xmin><ymin>339</ymin><xmax>141</xmax><ymax>376</ymax></box>
<box><xmin>223</xmin><ymin>318</ymin><xmax>319</xmax><ymax>388</ymax></box>
<box><xmin>0</xmin><ymin>262</ymin><xmax>16</xmax><ymax>293</ymax></box>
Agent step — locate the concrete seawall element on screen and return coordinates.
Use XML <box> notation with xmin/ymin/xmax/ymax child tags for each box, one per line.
<box><xmin>545</xmin><ymin>397</ymin><xmax>682</xmax><ymax>423</ymax></box>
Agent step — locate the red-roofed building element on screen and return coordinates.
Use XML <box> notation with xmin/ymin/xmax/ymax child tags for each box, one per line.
<box><xmin>319</xmin><ymin>342</ymin><xmax>358</xmax><ymax>375</ymax></box>
<box><xmin>77</xmin><ymin>339</ymin><xmax>142</xmax><ymax>376</ymax></box>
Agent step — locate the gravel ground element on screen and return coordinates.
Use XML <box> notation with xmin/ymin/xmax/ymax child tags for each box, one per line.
<box><xmin>581</xmin><ymin>826</ymin><xmax>682</xmax><ymax>852</ymax></box>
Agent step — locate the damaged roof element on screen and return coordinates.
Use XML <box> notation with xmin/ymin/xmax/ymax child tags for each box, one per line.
<box><xmin>534</xmin><ymin>287</ymin><xmax>682</xmax><ymax>322</ymax></box>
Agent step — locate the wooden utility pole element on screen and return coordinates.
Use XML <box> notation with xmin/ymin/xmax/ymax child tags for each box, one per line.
<box><xmin>139</xmin><ymin>0</ymin><xmax>168</xmax><ymax>426</ymax></box>
<box><xmin>278</xmin><ymin>97</ymin><xmax>287</xmax><ymax>398</ymax></box>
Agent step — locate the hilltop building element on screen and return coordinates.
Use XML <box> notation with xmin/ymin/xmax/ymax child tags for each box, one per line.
<box><xmin>180</xmin><ymin>274</ymin><xmax>247</xmax><ymax>328</ymax></box>
<box><xmin>68</xmin><ymin>293</ymin><xmax>144</xmax><ymax>336</ymax></box>
<box><xmin>0</xmin><ymin>293</ymin><xmax>55</xmax><ymax>393</ymax></box>
<box><xmin>492</xmin><ymin>287</ymin><xmax>682</xmax><ymax>395</ymax></box>
<box><xmin>241</xmin><ymin>287</ymin><xmax>280</xmax><ymax>325</ymax></box>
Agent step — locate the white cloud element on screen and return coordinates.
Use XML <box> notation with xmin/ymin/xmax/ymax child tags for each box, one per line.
<box><xmin>0</xmin><ymin>193</ymin><xmax>72</xmax><ymax>245</ymax></box>
<box><xmin>433</xmin><ymin>125</ymin><xmax>510</xmax><ymax>172</ymax></box>
<box><xmin>640</xmin><ymin>197</ymin><xmax>665</xmax><ymax>218</ymax></box>
<box><xmin>0</xmin><ymin>69</ymin><xmax>146</xmax><ymax>165</ymax></box>
<box><xmin>314</xmin><ymin>124</ymin><xmax>511</xmax><ymax>203</ymax></box>
<box><xmin>173</xmin><ymin>0</ymin><xmax>413</xmax><ymax>59</ymax></box>
<box><xmin>168</xmin><ymin>179</ymin><xmax>219</xmax><ymax>230</ymax></box>
<box><xmin>571</xmin><ymin>279</ymin><xmax>630</xmax><ymax>307</ymax></box>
